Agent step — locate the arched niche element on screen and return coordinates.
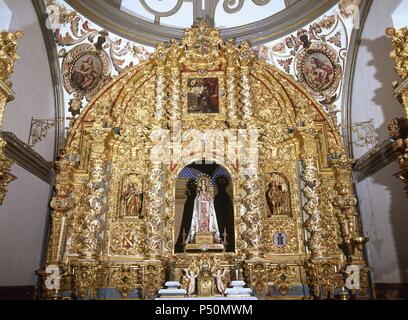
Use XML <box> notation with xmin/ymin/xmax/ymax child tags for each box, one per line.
<box><xmin>173</xmin><ymin>160</ymin><xmax>235</xmax><ymax>253</ymax></box>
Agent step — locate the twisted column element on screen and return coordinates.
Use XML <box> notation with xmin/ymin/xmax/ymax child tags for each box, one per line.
<box><xmin>79</xmin><ymin>120</ymin><xmax>110</xmax><ymax>258</ymax></box>
<box><xmin>301</xmin><ymin>134</ymin><xmax>327</xmax><ymax>258</ymax></box>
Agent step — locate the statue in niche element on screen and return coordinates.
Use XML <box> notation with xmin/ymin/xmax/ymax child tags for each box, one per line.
<box><xmin>266</xmin><ymin>174</ymin><xmax>291</xmax><ymax>217</ymax></box>
<box><xmin>121</xmin><ymin>180</ymin><xmax>144</xmax><ymax>218</ymax></box>
<box><xmin>187</xmin><ymin>175</ymin><xmax>221</xmax><ymax>243</ymax></box>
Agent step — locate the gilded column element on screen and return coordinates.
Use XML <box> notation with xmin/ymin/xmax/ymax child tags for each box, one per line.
<box><xmin>47</xmin><ymin>150</ymin><xmax>76</xmax><ymax>263</ymax></box>
<box><xmin>301</xmin><ymin>133</ymin><xmax>327</xmax><ymax>258</ymax></box>
<box><xmin>388</xmin><ymin>27</ymin><xmax>408</xmax><ymax>194</ymax></box>
<box><xmin>79</xmin><ymin>119</ymin><xmax>110</xmax><ymax>258</ymax></box>
<box><xmin>332</xmin><ymin>157</ymin><xmax>366</xmax><ymax>262</ymax></box>
<box><xmin>0</xmin><ymin>31</ymin><xmax>23</xmax><ymax>205</ymax></box>
<box><xmin>145</xmin><ymin>45</ymin><xmax>166</xmax><ymax>258</ymax></box>
<box><xmin>241</xmin><ymin>173</ymin><xmax>262</xmax><ymax>258</ymax></box>
<box><xmin>167</xmin><ymin>40</ymin><xmax>182</xmax><ymax>125</ymax></box>
<box><xmin>238</xmin><ymin>42</ymin><xmax>254</xmax><ymax>120</ymax></box>
<box><xmin>225</xmin><ymin>40</ymin><xmax>238</xmax><ymax>122</ymax></box>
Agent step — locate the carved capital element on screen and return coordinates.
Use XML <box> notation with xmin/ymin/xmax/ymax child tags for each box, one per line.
<box><xmin>0</xmin><ymin>31</ymin><xmax>23</xmax><ymax>82</ymax></box>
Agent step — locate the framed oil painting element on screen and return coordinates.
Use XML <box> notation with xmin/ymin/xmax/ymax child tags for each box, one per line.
<box><xmin>182</xmin><ymin>71</ymin><xmax>225</xmax><ymax>120</ymax></box>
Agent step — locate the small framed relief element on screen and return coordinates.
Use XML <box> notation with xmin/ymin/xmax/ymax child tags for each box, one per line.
<box><xmin>273</xmin><ymin>231</ymin><xmax>288</xmax><ymax>248</ymax></box>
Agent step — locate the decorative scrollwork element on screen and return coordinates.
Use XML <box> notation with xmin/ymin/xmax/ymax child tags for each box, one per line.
<box><xmin>141</xmin><ymin>0</ymin><xmax>184</xmax><ymax>23</ymax></box>
<box><xmin>223</xmin><ymin>0</ymin><xmax>271</xmax><ymax>14</ymax></box>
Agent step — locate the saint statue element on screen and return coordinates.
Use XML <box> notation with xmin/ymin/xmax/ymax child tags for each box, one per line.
<box><xmin>122</xmin><ymin>182</ymin><xmax>143</xmax><ymax>217</ymax></box>
<box><xmin>187</xmin><ymin>176</ymin><xmax>221</xmax><ymax>243</ymax></box>
<box><xmin>266</xmin><ymin>181</ymin><xmax>281</xmax><ymax>216</ymax></box>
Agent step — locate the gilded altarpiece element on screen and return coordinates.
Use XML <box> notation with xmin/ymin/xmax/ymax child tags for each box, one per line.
<box><xmin>41</xmin><ymin>21</ymin><xmax>370</xmax><ymax>300</ymax></box>
<box><xmin>0</xmin><ymin>31</ymin><xmax>23</xmax><ymax>205</ymax></box>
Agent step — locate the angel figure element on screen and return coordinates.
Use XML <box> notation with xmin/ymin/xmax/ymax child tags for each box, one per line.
<box><xmin>184</xmin><ymin>269</ymin><xmax>198</xmax><ymax>297</ymax></box>
<box><xmin>213</xmin><ymin>268</ymin><xmax>227</xmax><ymax>295</ymax></box>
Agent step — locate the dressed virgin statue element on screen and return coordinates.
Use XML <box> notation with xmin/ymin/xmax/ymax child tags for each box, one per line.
<box><xmin>187</xmin><ymin>176</ymin><xmax>221</xmax><ymax>243</ymax></box>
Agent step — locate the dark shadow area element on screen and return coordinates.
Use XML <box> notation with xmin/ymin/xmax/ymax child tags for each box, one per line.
<box><xmin>175</xmin><ymin>179</ymin><xmax>197</xmax><ymax>253</ymax></box>
<box><xmin>371</xmin><ymin>164</ymin><xmax>408</xmax><ymax>283</ymax></box>
<box><xmin>214</xmin><ymin>176</ymin><xmax>235</xmax><ymax>252</ymax></box>
<box><xmin>174</xmin><ymin>162</ymin><xmax>235</xmax><ymax>253</ymax></box>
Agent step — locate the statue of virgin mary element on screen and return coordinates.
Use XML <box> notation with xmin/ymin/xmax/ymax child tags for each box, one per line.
<box><xmin>187</xmin><ymin>176</ymin><xmax>221</xmax><ymax>243</ymax></box>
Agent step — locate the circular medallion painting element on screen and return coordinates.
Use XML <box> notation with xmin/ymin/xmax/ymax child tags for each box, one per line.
<box><xmin>70</xmin><ymin>53</ymin><xmax>103</xmax><ymax>92</ymax></box>
<box><xmin>62</xmin><ymin>43</ymin><xmax>111</xmax><ymax>104</ymax></box>
<box><xmin>303</xmin><ymin>52</ymin><xmax>334</xmax><ymax>91</ymax></box>
<box><xmin>296</xmin><ymin>43</ymin><xmax>342</xmax><ymax>97</ymax></box>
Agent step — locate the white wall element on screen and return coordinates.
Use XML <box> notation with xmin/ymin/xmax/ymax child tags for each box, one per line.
<box><xmin>0</xmin><ymin>1</ymin><xmax>54</xmax><ymax>286</ymax></box>
<box><xmin>352</xmin><ymin>0</ymin><xmax>408</xmax><ymax>283</ymax></box>
<box><xmin>0</xmin><ymin>0</ymin><xmax>12</xmax><ymax>30</ymax></box>
<box><xmin>0</xmin><ymin>164</ymin><xmax>51</xmax><ymax>286</ymax></box>
<box><xmin>2</xmin><ymin>0</ymin><xmax>55</xmax><ymax>162</ymax></box>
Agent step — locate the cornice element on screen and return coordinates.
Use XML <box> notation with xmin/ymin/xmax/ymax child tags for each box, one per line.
<box><xmin>1</xmin><ymin>131</ymin><xmax>54</xmax><ymax>185</ymax></box>
<box><xmin>353</xmin><ymin>139</ymin><xmax>397</xmax><ymax>183</ymax></box>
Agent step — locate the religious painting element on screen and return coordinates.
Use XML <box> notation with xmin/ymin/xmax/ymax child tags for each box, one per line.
<box><xmin>61</xmin><ymin>43</ymin><xmax>111</xmax><ymax>115</ymax></box>
<box><xmin>187</xmin><ymin>78</ymin><xmax>219</xmax><ymax>114</ymax></box>
<box><xmin>296</xmin><ymin>44</ymin><xmax>342</xmax><ymax>97</ymax></box>
<box><xmin>265</xmin><ymin>173</ymin><xmax>292</xmax><ymax>217</ymax></box>
<box><xmin>303</xmin><ymin>52</ymin><xmax>334</xmax><ymax>91</ymax></box>
<box><xmin>119</xmin><ymin>175</ymin><xmax>144</xmax><ymax>219</ymax></box>
<box><xmin>71</xmin><ymin>53</ymin><xmax>102</xmax><ymax>92</ymax></box>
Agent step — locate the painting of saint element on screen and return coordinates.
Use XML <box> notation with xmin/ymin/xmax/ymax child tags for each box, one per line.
<box><xmin>187</xmin><ymin>78</ymin><xmax>219</xmax><ymax>114</ymax></box>
<box><xmin>303</xmin><ymin>52</ymin><xmax>334</xmax><ymax>91</ymax></box>
<box><xmin>71</xmin><ymin>54</ymin><xmax>102</xmax><ymax>92</ymax></box>
<box><xmin>121</xmin><ymin>181</ymin><xmax>144</xmax><ymax>218</ymax></box>
<box><xmin>265</xmin><ymin>174</ymin><xmax>291</xmax><ymax>217</ymax></box>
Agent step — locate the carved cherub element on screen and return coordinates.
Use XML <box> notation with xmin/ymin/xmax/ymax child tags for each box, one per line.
<box><xmin>184</xmin><ymin>269</ymin><xmax>198</xmax><ymax>297</ymax></box>
<box><xmin>213</xmin><ymin>268</ymin><xmax>227</xmax><ymax>295</ymax></box>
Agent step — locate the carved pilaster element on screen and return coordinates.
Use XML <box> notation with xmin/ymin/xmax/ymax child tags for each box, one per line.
<box><xmin>47</xmin><ymin>151</ymin><xmax>76</xmax><ymax>263</ymax></box>
<box><xmin>388</xmin><ymin>117</ymin><xmax>408</xmax><ymax>194</ymax></box>
<box><xmin>0</xmin><ymin>137</ymin><xmax>15</xmax><ymax>205</ymax></box>
<box><xmin>0</xmin><ymin>31</ymin><xmax>23</xmax><ymax>205</ymax></box>
<box><xmin>241</xmin><ymin>173</ymin><xmax>262</xmax><ymax>258</ymax></box>
<box><xmin>332</xmin><ymin>157</ymin><xmax>367</xmax><ymax>262</ymax></box>
<box><xmin>145</xmin><ymin>162</ymin><xmax>163</xmax><ymax>258</ymax></box>
<box><xmin>304</xmin><ymin>259</ymin><xmax>341</xmax><ymax>299</ymax></box>
<box><xmin>388</xmin><ymin>27</ymin><xmax>408</xmax><ymax>194</ymax></box>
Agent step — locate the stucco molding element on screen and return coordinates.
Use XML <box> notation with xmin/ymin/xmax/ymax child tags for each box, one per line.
<box><xmin>65</xmin><ymin>0</ymin><xmax>339</xmax><ymax>47</ymax></box>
